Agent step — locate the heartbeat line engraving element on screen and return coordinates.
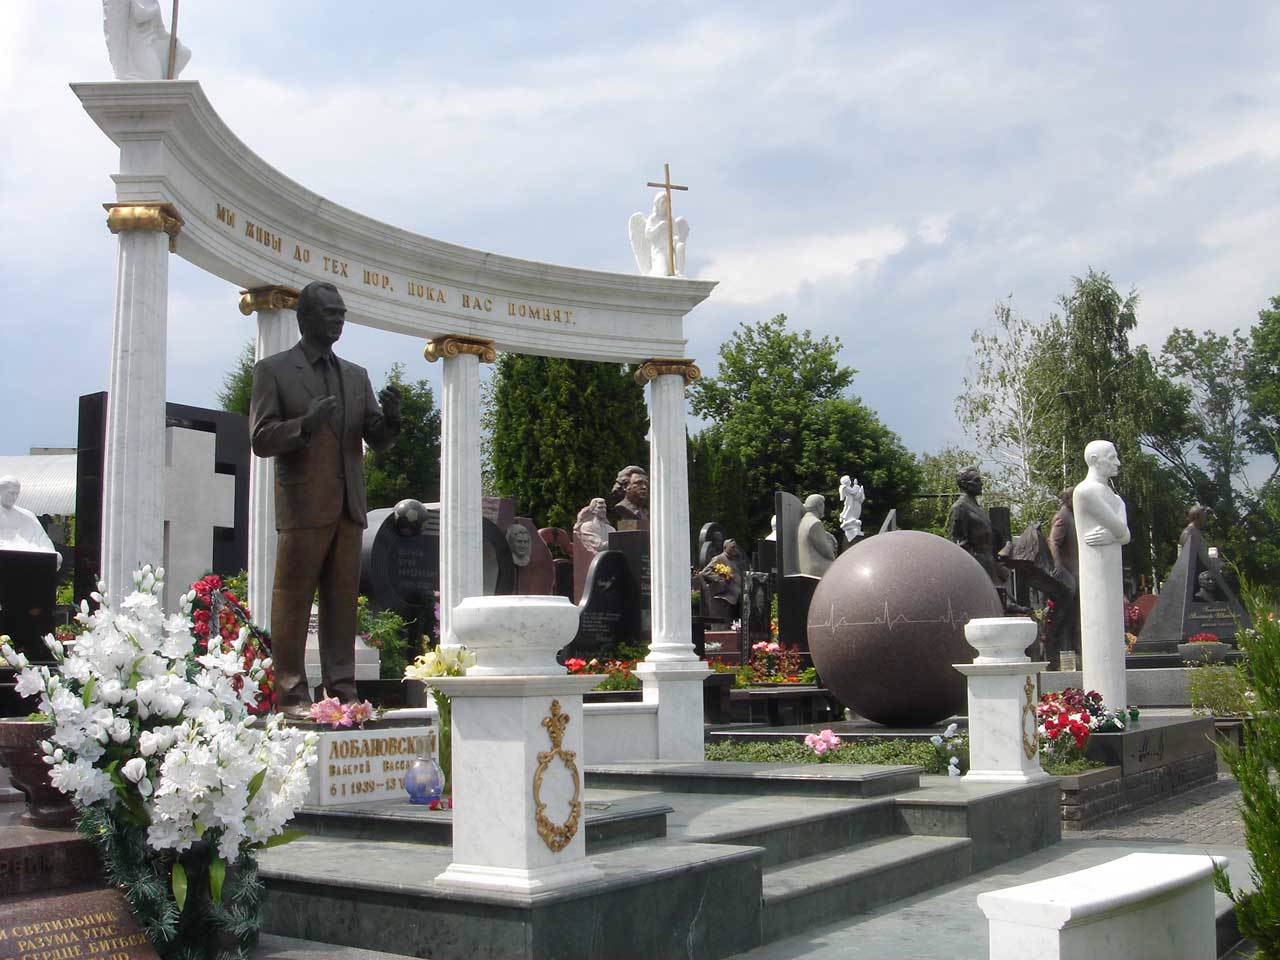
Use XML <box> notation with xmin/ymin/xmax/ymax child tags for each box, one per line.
<box><xmin>807</xmin><ymin>598</ymin><xmax>969</xmax><ymax>635</ymax></box>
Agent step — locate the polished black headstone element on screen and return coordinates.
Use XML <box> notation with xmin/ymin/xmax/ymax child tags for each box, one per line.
<box><xmin>742</xmin><ymin>571</ymin><xmax>773</xmax><ymax>648</ymax></box>
<box><xmin>1138</xmin><ymin>527</ymin><xmax>1250</xmax><ymax>650</ymax></box>
<box><xmin>360</xmin><ymin>504</ymin><xmax>440</xmax><ymax>645</ymax></box>
<box><xmin>778</xmin><ymin>574</ymin><xmax>819</xmax><ymax>652</ymax></box>
<box><xmin>0</xmin><ymin>550</ymin><xmax>57</xmax><ymax>663</ymax></box>
<box><xmin>608</xmin><ymin>529</ymin><xmax>651</xmax><ymax>646</ymax></box>
<box><xmin>552</xmin><ymin>558</ymin><xmax>574</xmax><ymax>600</ymax></box>
<box><xmin>560</xmin><ymin>550</ymin><xmax>639</xmax><ymax>661</ymax></box>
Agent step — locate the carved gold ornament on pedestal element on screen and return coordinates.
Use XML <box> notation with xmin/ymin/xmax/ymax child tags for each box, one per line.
<box><xmin>533</xmin><ymin>699</ymin><xmax>582</xmax><ymax>853</ymax></box>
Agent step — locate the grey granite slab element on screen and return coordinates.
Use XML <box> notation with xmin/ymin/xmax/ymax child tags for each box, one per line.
<box><xmin>586</xmin><ymin>760</ymin><xmax>922</xmax><ymax>797</ymax></box>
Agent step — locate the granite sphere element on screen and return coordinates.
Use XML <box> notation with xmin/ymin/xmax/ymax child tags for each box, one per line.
<box><xmin>807</xmin><ymin>530</ymin><xmax>1002</xmax><ymax>726</ymax></box>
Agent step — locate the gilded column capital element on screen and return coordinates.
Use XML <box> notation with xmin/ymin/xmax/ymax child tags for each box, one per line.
<box><xmin>238</xmin><ymin>285</ymin><xmax>300</xmax><ymax>316</ymax></box>
<box><xmin>104</xmin><ymin>202</ymin><xmax>184</xmax><ymax>253</ymax></box>
<box><xmin>634</xmin><ymin>358</ymin><xmax>701</xmax><ymax>386</ymax></box>
<box><xmin>424</xmin><ymin>334</ymin><xmax>497</xmax><ymax>363</ymax></box>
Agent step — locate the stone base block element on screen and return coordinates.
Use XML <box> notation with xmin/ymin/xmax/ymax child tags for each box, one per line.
<box><xmin>304</xmin><ymin>725</ymin><xmax>432</xmax><ymax>807</ymax></box>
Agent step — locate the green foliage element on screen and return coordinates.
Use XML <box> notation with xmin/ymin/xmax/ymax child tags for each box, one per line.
<box><xmin>705</xmin><ymin>737</ymin><xmax>952</xmax><ymax>772</ymax></box>
<box><xmin>1246</xmin><ymin>295</ymin><xmax>1280</xmax><ymax>458</ymax></box>
<box><xmin>363</xmin><ymin>363</ymin><xmax>441</xmax><ymax>509</ymax></box>
<box><xmin>1188</xmin><ymin>663</ymin><xmax>1253</xmax><ymax>718</ymax></box>
<box><xmin>486</xmin><ymin>354</ymin><xmax>648</xmax><ymax>529</ymax></box>
<box><xmin>356</xmin><ymin>597</ymin><xmax>412</xmax><ymax>680</ymax></box>
<box><xmin>688</xmin><ymin>427</ymin><xmax>750</xmax><ymax>546</ymax></box>
<box><xmin>217</xmin><ymin>339</ymin><xmax>256</xmax><ymax>416</ymax></box>
<box><xmin>1043</xmin><ymin>756</ymin><xmax>1106</xmax><ymax>776</ymax></box>
<box><xmin>78</xmin><ymin>805</ymin><xmax>264</xmax><ymax>959</ymax></box>
<box><xmin>1214</xmin><ymin>586</ymin><xmax>1280</xmax><ymax>956</ymax></box>
<box><xmin>898</xmin><ymin>445</ymin><xmax>1005</xmax><ymax>534</ymax></box>
<box><xmin>690</xmin><ymin>315</ymin><xmax>921</xmax><ymax>538</ymax></box>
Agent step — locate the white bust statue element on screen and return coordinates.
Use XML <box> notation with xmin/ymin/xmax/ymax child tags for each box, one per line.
<box><xmin>572</xmin><ymin>498</ymin><xmax>615</xmax><ymax>554</ymax></box>
<box><xmin>838</xmin><ymin>475</ymin><xmax>866</xmax><ymax>542</ymax></box>
<box><xmin>796</xmin><ymin>493</ymin><xmax>837</xmax><ymax>578</ymax></box>
<box><xmin>628</xmin><ymin>192</ymin><xmax>689</xmax><ymax>278</ymax></box>
<box><xmin>103</xmin><ymin>0</ymin><xmax>191</xmax><ymax>81</ymax></box>
<box><xmin>1073</xmin><ymin>440</ymin><xmax>1130</xmax><ymax>710</ymax></box>
<box><xmin>0</xmin><ymin>476</ymin><xmax>61</xmax><ymax>569</ymax></box>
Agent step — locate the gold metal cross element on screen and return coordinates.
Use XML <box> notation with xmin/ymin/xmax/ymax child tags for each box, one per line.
<box><xmin>166</xmin><ymin>0</ymin><xmax>181</xmax><ymax>79</ymax></box>
<box><xmin>646</xmin><ymin>162</ymin><xmax>688</xmax><ymax>277</ymax></box>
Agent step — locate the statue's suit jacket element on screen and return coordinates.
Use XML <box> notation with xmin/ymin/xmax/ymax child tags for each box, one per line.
<box><xmin>250</xmin><ymin>343</ymin><xmax>399</xmax><ymax>529</ymax></box>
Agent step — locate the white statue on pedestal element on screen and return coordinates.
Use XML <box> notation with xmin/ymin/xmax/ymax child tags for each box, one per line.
<box><xmin>0</xmin><ymin>477</ymin><xmax>61</xmax><ymax>570</ymax></box>
<box><xmin>1073</xmin><ymin>440</ymin><xmax>1129</xmax><ymax>711</ymax></box>
<box><xmin>628</xmin><ymin>193</ymin><xmax>689</xmax><ymax>278</ymax></box>
<box><xmin>103</xmin><ymin>0</ymin><xmax>191</xmax><ymax>81</ymax></box>
<box><xmin>838</xmin><ymin>475</ymin><xmax>865</xmax><ymax>542</ymax></box>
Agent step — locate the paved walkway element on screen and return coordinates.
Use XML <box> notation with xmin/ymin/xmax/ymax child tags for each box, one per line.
<box><xmin>1076</xmin><ymin>773</ymin><xmax>1246</xmax><ymax>847</ymax></box>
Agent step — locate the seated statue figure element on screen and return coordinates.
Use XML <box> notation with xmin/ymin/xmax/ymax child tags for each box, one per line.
<box><xmin>0</xmin><ymin>476</ymin><xmax>61</xmax><ymax>569</ymax></box>
<box><xmin>796</xmin><ymin>494</ymin><xmax>837</xmax><ymax>578</ymax></box>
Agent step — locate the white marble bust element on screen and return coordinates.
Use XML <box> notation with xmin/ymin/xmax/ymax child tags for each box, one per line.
<box><xmin>0</xmin><ymin>476</ymin><xmax>61</xmax><ymax>569</ymax></box>
<box><xmin>573</xmin><ymin>498</ymin><xmax>614</xmax><ymax>554</ymax></box>
<box><xmin>796</xmin><ymin>493</ymin><xmax>837</xmax><ymax>578</ymax></box>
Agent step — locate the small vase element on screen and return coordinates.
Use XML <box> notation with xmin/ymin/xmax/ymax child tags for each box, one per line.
<box><xmin>0</xmin><ymin>719</ymin><xmax>77</xmax><ymax>828</ymax></box>
<box><xmin>404</xmin><ymin>756</ymin><xmax>445</xmax><ymax>805</ymax></box>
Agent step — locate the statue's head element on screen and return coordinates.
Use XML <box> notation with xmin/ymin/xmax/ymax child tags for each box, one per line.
<box><xmin>506</xmin><ymin>523</ymin><xmax>532</xmax><ymax>567</ymax></box>
<box><xmin>614</xmin><ymin>466</ymin><xmax>649</xmax><ymax>508</ymax></box>
<box><xmin>590</xmin><ymin>497</ymin><xmax>608</xmax><ymax>519</ymax></box>
<box><xmin>839</xmin><ymin>475</ymin><xmax>851</xmax><ymax>488</ymax></box>
<box><xmin>723</xmin><ymin>538</ymin><xmax>740</xmax><ymax>559</ymax></box>
<box><xmin>957</xmin><ymin>467</ymin><xmax>983</xmax><ymax>496</ymax></box>
<box><xmin>296</xmin><ymin>281</ymin><xmax>345</xmax><ymax>348</ymax></box>
<box><xmin>0</xmin><ymin>476</ymin><xmax>18</xmax><ymax>509</ymax></box>
<box><xmin>652</xmin><ymin>192</ymin><xmax>669</xmax><ymax>218</ymax></box>
<box><xmin>1187</xmin><ymin>504</ymin><xmax>1208</xmax><ymax>528</ymax></box>
<box><xmin>1059</xmin><ymin>486</ymin><xmax>1075</xmax><ymax>509</ymax></box>
<box><xmin>1083</xmin><ymin>440</ymin><xmax>1120</xmax><ymax>478</ymax></box>
<box><xmin>804</xmin><ymin>493</ymin><xmax>826</xmax><ymax>517</ymax></box>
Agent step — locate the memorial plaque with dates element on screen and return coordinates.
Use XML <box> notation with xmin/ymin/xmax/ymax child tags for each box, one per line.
<box><xmin>0</xmin><ymin>886</ymin><xmax>158</xmax><ymax>959</ymax></box>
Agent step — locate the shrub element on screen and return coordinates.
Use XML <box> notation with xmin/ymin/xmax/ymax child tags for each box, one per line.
<box><xmin>1188</xmin><ymin>663</ymin><xmax>1253</xmax><ymax>718</ymax></box>
<box><xmin>705</xmin><ymin>737</ymin><xmax>950</xmax><ymax>773</ymax></box>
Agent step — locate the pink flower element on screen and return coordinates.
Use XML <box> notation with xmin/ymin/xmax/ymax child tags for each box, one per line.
<box><xmin>309</xmin><ymin>697</ymin><xmax>349</xmax><ymax>728</ymax></box>
<box><xmin>344</xmin><ymin>700</ymin><xmax>374</xmax><ymax>728</ymax></box>
<box><xmin>804</xmin><ymin>728</ymin><xmax>841</xmax><ymax>755</ymax></box>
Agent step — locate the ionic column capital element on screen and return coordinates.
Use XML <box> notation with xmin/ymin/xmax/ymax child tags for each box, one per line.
<box><xmin>635</xmin><ymin>358</ymin><xmax>700</xmax><ymax>386</ymax></box>
<box><xmin>239</xmin><ymin>285</ymin><xmax>300</xmax><ymax>316</ymax></box>
<box><xmin>424</xmin><ymin>334</ymin><xmax>497</xmax><ymax>363</ymax></box>
<box><xmin>104</xmin><ymin>202</ymin><xmax>184</xmax><ymax>253</ymax></box>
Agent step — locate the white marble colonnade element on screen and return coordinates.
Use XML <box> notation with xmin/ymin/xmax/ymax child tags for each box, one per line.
<box><xmin>240</xmin><ymin>286</ymin><xmax>300</xmax><ymax>625</ymax></box>
<box><xmin>101</xmin><ymin>203</ymin><xmax>182</xmax><ymax>601</ymax></box>
<box><xmin>634</xmin><ymin>359</ymin><xmax>708</xmax><ymax>761</ymax></box>
<box><xmin>425</xmin><ymin>335</ymin><xmax>496</xmax><ymax>647</ymax></box>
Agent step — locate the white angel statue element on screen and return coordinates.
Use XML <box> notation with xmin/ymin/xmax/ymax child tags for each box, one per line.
<box><xmin>838</xmin><ymin>475</ymin><xmax>866</xmax><ymax>542</ymax></box>
<box><xmin>629</xmin><ymin>192</ymin><xmax>689</xmax><ymax>277</ymax></box>
<box><xmin>104</xmin><ymin>0</ymin><xmax>191</xmax><ymax>81</ymax></box>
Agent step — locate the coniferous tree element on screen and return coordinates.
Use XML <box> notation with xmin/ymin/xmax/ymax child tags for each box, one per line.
<box><xmin>487</xmin><ymin>355</ymin><xmax>648</xmax><ymax>529</ymax></box>
<box><xmin>363</xmin><ymin>363</ymin><xmax>441</xmax><ymax>508</ymax></box>
<box><xmin>217</xmin><ymin>339</ymin><xmax>256</xmax><ymax>416</ymax></box>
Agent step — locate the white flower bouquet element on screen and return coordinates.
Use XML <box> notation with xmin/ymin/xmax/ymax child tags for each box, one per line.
<box><xmin>2</xmin><ymin>565</ymin><xmax>317</xmax><ymax>959</ymax></box>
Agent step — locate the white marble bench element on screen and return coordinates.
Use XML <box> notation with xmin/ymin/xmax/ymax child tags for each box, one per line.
<box><xmin>977</xmin><ymin>852</ymin><xmax>1226</xmax><ymax>960</ymax></box>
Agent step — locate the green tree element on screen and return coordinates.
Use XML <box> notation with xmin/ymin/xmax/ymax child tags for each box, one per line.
<box><xmin>217</xmin><ymin>339</ymin><xmax>256</xmax><ymax>415</ymax></box>
<box><xmin>957</xmin><ymin>299</ymin><xmax>1064</xmax><ymax>525</ymax></box>
<box><xmin>1246</xmin><ymin>295</ymin><xmax>1280</xmax><ymax>463</ymax></box>
<box><xmin>688</xmin><ymin>426</ymin><xmax>750</xmax><ymax>547</ymax></box>
<box><xmin>1025</xmin><ymin>269</ymin><xmax>1189</xmax><ymax>583</ymax></box>
<box><xmin>690</xmin><ymin>315</ymin><xmax>920</xmax><ymax>537</ymax></box>
<box><xmin>486</xmin><ymin>355</ymin><xmax>648</xmax><ymax>529</ymax></box>
<box><xmin>363</xmin><ymin>363</ymin><xmax>441</xmax><ymax>508</ymax></box>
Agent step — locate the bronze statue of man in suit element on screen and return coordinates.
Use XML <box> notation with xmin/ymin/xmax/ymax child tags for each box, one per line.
<box><xmin>250</xmin><ymin>281</ymin><xmax>401</xmax><ymax>719</ymax></box>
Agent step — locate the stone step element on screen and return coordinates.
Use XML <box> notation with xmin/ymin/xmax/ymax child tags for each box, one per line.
<box><xmin>585</xmin><ymin>760</ymin><xmax>922</xmax><ymax>798</ymax></box>
<box><xmin>760</xmin><ymin>834</ymin><xmax>973</xmax><ymax>943</ymax></box>
<box><xmin>289</xmin><ymin>795</ymin><xmax>671</xmax><ymax>851</ymax></box>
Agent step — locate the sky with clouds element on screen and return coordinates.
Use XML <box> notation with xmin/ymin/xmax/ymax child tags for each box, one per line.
<box><xmin>2</xmin><ymin>2</ymin><xmax>1279</xmax><ymax>474</ymax></box>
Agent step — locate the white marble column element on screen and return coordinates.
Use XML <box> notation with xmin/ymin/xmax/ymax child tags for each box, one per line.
<box><xmin>101</xmin><ymin>203</ymin><xmax>182</xmax><ymax>601</ymax></box>
<box><xmin>634</xmin><ymin>359</ymin><xmax>708</xmax><ymax>761</ymax></box>
<box><xmin>426</xmin><ymin>336</ymin><xmax>495</xmax><ymax>646</ymax></box>
<box><xmin>239</xmin><ymin>286</ymin><xmax>299</xmax><ymax>627</ymax></box>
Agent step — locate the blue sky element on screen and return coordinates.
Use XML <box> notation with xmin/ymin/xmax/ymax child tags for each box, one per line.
<box><xmin>2</xmin><ymin>2</ymin><xmax>1279</xmax><ymax>472</ymax></box>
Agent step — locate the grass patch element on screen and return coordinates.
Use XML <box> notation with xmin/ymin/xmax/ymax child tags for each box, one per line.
<box><xmin>705</xmin><ymin>737</ymin><xmax>947</xmax><ymax>773</ymax></box>
<box><xmin>1043</xmin><ymin>757</ymin><xmax>1106</xmax><ymax>776</ymax></box>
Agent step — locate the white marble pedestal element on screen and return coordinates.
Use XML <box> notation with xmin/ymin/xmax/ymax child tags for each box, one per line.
<box><xmin>956</xmin><ymin>617</ymin><xmax>1050</xmax><ymax>784</ymax></box>
<box><xmin>430</xmin><ymin>674</ymin><xmax>604</xmax><ymax>893</ymax></box>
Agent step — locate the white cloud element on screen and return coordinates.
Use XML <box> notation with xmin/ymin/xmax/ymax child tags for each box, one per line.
<box><xmin>697</xmin><ymin>227</ymin><xmax>910</xmax><ymax>306</ymax></box>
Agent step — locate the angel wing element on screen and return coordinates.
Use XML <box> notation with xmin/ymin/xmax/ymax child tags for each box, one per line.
<box><xmin>103</xmin><ymin>0</ymin><xmax>131</xmax><ymax>79</ymax></box>
<box><xmin>673</xmin><ymin>217</ymin><xmax>690</xmax><ymax>277</ymax></box>
<box><xmin>628</xmin><ymin>212</ymin><xmax>651</xmax><ymax>275</ymax></box>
